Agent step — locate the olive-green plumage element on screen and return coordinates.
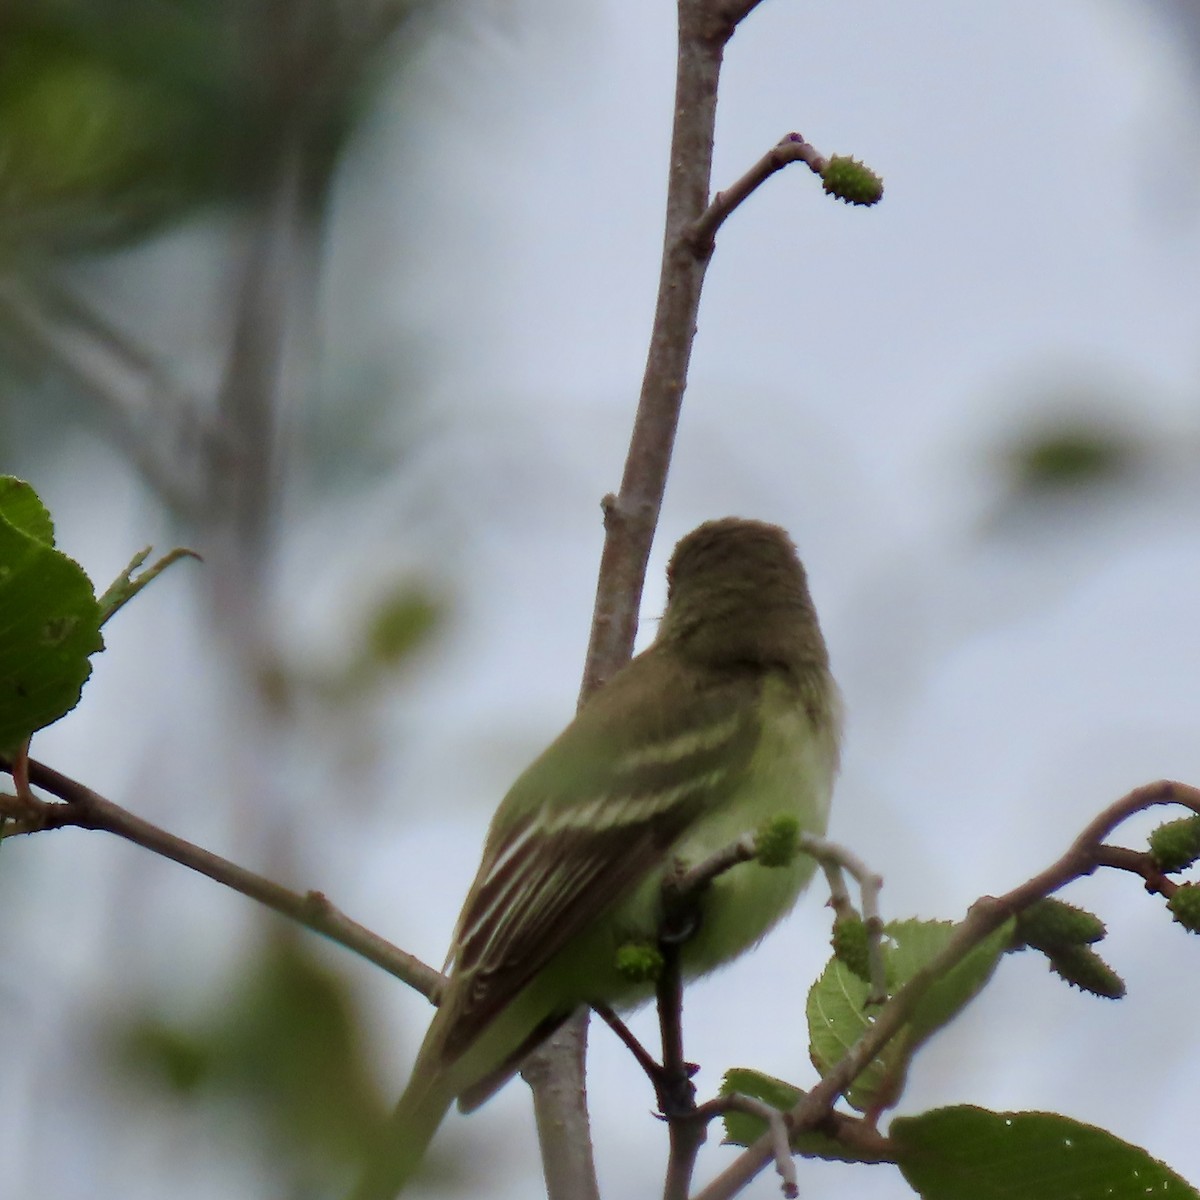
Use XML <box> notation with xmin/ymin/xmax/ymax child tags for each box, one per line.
<box><xmin>349</xmin><ymin>518</ymin><xmax>840</xmax><ymax>1199</ymax></box>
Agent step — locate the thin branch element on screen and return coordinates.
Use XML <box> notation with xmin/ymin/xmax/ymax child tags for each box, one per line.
<box><xmin>667</xmin><ymin>829</ymin><xmax>889</xmax><ymax>1002</ymax></box>
<box><xmin>672</xmin><ymin>833</ymin><xmax>759</xmax><ymax>896</ymax></box>
<box><xmin>689</xmin><ymin>134</ymin><xmax>827</xmax><ymax>256</ymax></box>
<box><xmin>1093</xmin><ymin>842</ymin><xmax>1181</xmax><ymax>897</ymax></box>
<box><xmin>659</xmin><ymin>945</ymin><xmax>705</xmax><ymax>1200</ymax></box>
<box><xmin>698</xmin><ymin>1095</ymin><xmax>798</xmax><ymax>1199</ymax></box>
<box><xmin>520</xmin><ymin>1011</ymin><xmax>597</xmax><ymax>1200</ymax></box>
<box><xmin>594</xmin><ymin>1004</ymin><xmax>663</xmax><ymax>1083</ymax></box>
<box><xmin>577</xmin><ymin>0</ymin><xmax>731</xmax><ymax>700</ymax></box>
<box><xmin>698</xmin><ymin>1089</ymin><xmax>896</xmax><ymax>1164</ymax></box>
<box><xmin>0</xmin><ymin>755</ymin><xmax>443</xmax><ymax>1001</ymax></box>
<box><xmin>693</xmin><ymin>779</ymin><xmax>1200</xmax><ymax>1200</ymax></box>
<box><xmin>717</xmin><ymin>0</ymin><xmax>771</xmax><ymax>26</ymax></box>
<box><xmin>525</xmin><ymin>2</ymin><xmax>748</xmax><ymax>1195</ymax></box>
<box><xmin>799</xmin><ymin>832</ymin><xmax>887</xmax><ymax>1003</ymax></box>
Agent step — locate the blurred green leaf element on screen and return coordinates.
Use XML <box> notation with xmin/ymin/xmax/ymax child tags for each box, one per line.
<box><xmin>0</xmin><ymin>0</ymin><xmax>414</xmax><ymax>253</ymax></box>
<box><xmin>894</xmin><ymin>1106</ymin><xmax>1199</xmax><ymax>1200</ymax></box>
<box><xmin>122</xmin><ymin>1022</ymin><xmax>212</xmax><ymax>1095</ymax></box>
<box><xmin>0</xmin><ymin>18</ymin><xmax>208</xmax><ymax>249</ymax></box>
<box><xmin>362</xmin><ymin>588</ymin><xmax>440</xmax><ymax>671</ymax></box>
<box><xmin>1005</xmin><ymin>423</ymin><xmax>1135</xmax><ymax>496</ymax></box>
<box><xmin>111</xmin><ymin>932</ymin><xmax>390</xmax><ymax>1179</ymax></box>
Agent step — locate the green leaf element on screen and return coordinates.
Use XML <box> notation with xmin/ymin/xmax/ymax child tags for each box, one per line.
<box><xmin>0</xmin><ymin>497</ymin><xmax>103</xmax><ymax>753</ymax></box>
<box><xmin>720</xmin><ymin>1069</ymin><xmax>876</xmax><ymax>1162</ymax></box>
<box><xmin>0</xmin><ymin>475</ymin><xmax>54</xmax><ymax>544</ymax></box>
<box><xmin>807</xmin><ymin>955</ymin><xmax>887</xmax><ymax>1111</ymax></box>
<box><xmin>893</xmin><ymin>1106</ymin><xmax>1199</xmax><ymax>1200</ymax></box>
<box><xmin>332</xmin><ymin>585</ymin><xmax>442</xmax><ymax>697</ymax></box>
<box><xmin>899</xmin><ymin>919</ymin><xmax>1012</xmax><ymax>1043</ymax></box>
<box><xmin>807</xmin><ymin>919</ymin><xmax>1012</xmax><ymax>1114</ymax></box>
<box><xmin>721</xmin><ymin>1068</ymin><xmax>803</xmax><ymax>1140</ymax></box>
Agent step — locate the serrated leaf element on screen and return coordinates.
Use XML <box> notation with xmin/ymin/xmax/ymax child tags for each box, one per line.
<box><xmin>721</xmin><ymin>1068</ymin><xmax>802</xmax><ymax>1148</ymax></box>
<box><xmin>720</xmin><ymin>1069</ymin><xmax>876</xmax><ymax>1162</ymax></box>
<box><xmin>900</xmin><ymin>919</ymin><xmax>1012</xmax><ymax>1043</ymax></box>
<box><xmin>893</xmin><ymin>1106</ymin><xmax>1199</xmax><ymax>1200</ymax></box>
<box><xmin>807</xmin><ymin>956</ymin><xmax>890</xmax><ymax>1111</ymax></box>
<box><xmin>0</xmin><ymin>476</ymin><xmax>55</xmax><ymax>545</ymax></box>
<box><xmin>808</xmin><ymin>919</ymin><xmax>1012</xmax><ymax>1115</ymax></box>
<box><xmin>0</xmin><ymin>512</ymin><xmax>103</xmax><ymax>753</ymax></box>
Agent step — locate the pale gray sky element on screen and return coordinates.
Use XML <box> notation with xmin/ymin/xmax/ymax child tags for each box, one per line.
<box><xmin>6</xmin><ymin>2</ymin><xmax>1200</xmax><ymax>1198</ymax></box>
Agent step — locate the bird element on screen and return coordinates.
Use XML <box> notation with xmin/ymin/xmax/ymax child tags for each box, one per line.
<box><xmin>349</xmin><ymin>517</ymin><xmax>841</xmax><ymax>1198</ymax></box>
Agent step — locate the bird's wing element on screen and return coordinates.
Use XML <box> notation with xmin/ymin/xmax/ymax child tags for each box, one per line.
<box><xmin>440</xmin><ymin>651</ymin><xmax>761</xmax><ymax>1060</ymax></box>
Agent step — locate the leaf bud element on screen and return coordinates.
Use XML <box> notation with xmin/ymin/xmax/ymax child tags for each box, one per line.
<box><xmin>1167</xmin><ymin>883</ymin><xmax>1200</xmax><ymax>934</ymax></box>
<box><xmin>1015</xmin><ymin>898</ymin><xmax>1106</xmax><ymax>952</ymax></box>
<box><xmin>756</xmin><ymin>814</ymin><xmax>800</xmax><ymax>868</ymax></box>
<box><xmin>614</xmin><ymin>942</ymin><xmax>663</xmax><ymax>983</ymax></box>
<box><xmin>821</xmin><ymin>155</ymin><xmax>884</xmax><ymax>206</ymax></box>
<box><xmin>1148</xmin><ymin>815</ymin><xmax>1200</xmax><ymax>874</ymax></box>
<box><xmin>1045</xmin><ymin>944</ymin><xmax>1126</xmax><ymax>1000</ymax></box>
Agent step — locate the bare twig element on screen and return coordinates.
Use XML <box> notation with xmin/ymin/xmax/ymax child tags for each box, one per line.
<box><xmin>577</xmin><ymin>0</ymin><xmax>732</xmax><ymax>700</ymax></box>
<box><xmin>658</xmin><ymin>935</ymin><xmax>705</xmax><ymax>1200</ymax></box>
<box><xmin>693</xmin><ymin>779</ymin><xmax>1200</xmax><ymax>1200</ymax></box>
<box><xmin>700</xmin><ymin>1095</ymin><xmax>799</xmax><ymax>1198</ymax></box>
<box><xmin>593</xmin><ymin>1004</ymin><xmax>663</xmax><ymax>1083</ymax></box>
<box><xmin>0</xmin><ymin>755</ymin><xmax>443</xmax><ymax>1001</ymax></box>
<box><xmin>1093</xmin><ymin>843</ymin><xmax>1179</xmax><ymax>897</ymax></box>
<box><xmin>689</xmin><ymin>134</ymin><xmax>828</xmax><ymax>256</ymax></box>
<box><xmin>799</xmin><ymin>833</ymin><xmax>887</xmax><ymax>1004</ymax></box>
<box><xmin>673</xmin><ymin>833</ymin><xmax>760</xmax><ymax>897</ymax></box>
<box><xmin>525</xmin><ymin>2</ymin><xmax>754</xmax><ymax>1194</ymax></box>
<box><xmin>520</xmin><ymin>1012</ymin><xmax>597</xmax><ymax>1200</ymax></box>
<box><xmin>699</xmin><ymin>1089</ymin><xmax>896</xmax><ymax>1164</ymax></box>
<box><xmin>717</xmin><ymin>0</ymin><xmax>772</xmax><ymax>26</ymax></box>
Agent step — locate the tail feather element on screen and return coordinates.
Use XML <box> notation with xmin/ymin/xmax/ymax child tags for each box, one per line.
<box><xmin>346</xmin><ymin>1069</ymin><xmax>456</xmax><ymax>1200</ymax></box>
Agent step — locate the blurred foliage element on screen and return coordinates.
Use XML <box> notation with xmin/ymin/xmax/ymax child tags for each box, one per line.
<box><xmin>1006</xmin><ymin>423</ymin><xmax>1136</xmax><ymax>495</ymax></box>
<box><xmin>355</xmin><ymin>584</ymin><xmax>443</xmax><ymax>681</ymax></box>
<box><xmin>257</xmin><ymin>583</ymin><xmax>444</xmax><ymax>725</ymax></box>
<box><xmin>112</xmin><ymin>931</ymin><xmax>391</xmax><ymax>1189</ymax></box>
<box><xmin>0</xmin><ymin>0</ymin><xmax>416</xmax><ymax>254</ymax></box>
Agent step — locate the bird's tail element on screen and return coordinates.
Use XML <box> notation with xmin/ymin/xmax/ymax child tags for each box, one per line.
<box><xmin>345</xmin><ymin>1067</ymin><xmax>456</xmax><ymax>1200</ymax></box>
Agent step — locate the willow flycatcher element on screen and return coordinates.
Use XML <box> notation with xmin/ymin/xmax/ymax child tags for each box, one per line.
<box><xmin>350</xmin><ymin>517</ymin><xmax>840</xmax><ymax>1197</ymax></box>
